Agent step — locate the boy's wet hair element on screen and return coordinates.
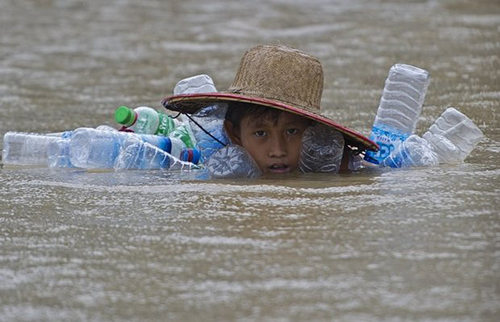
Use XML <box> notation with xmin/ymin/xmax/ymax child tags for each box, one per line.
<box><xmin>225</xmin><ymin>102</ymin><xmax>316</xmax><ymax>129</ymax></box>
<box><xmin>225</xmin><ymin>102</ymin><xmax>284</xmax><ymax>129</ymax></box>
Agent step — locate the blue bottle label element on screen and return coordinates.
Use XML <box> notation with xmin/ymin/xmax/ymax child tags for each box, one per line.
<box><xmin>364</xmin><ymin>125</ymin><xmax>409</xmax><ymax>164</ymax></box>
<box><xmin>382</xmin><ymin>145</ymin><xmax>409</xmax><ymax>168</ymax></box>
<box><xmin>153</xmin><ymin>137</ymin><xmax>172</xmax><ymax>154</ymax></box>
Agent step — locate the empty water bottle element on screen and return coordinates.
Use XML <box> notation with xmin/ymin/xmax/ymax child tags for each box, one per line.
<box><xmin>96</xmin><ymin>125</ymin><xmax>119</xmax><ymax>132</ymax></box>
<box><xmin>382</xmin><ymin>108</ymin><xmax>483</xmax><ymax>168</ymax></box>
<box><xmin>173</xmin><ymin>74</ymin><xmax>229</xmax><ymax>161</ymax></box>
<box><xmin>2</xmin><ymin>131</ymin><xmax>72</xmax><ymax>166</ymax></box>
<box><xmin>186</xmin><ymin>106</ymin><xmax>229</xmax><ymax>161</ymax></box>
<box><xmin>47</xmin><ymin>138</ymin><xmax>73</xmax><ymax>168</ymax></box>
<box><xmin>206</xmin><ymin>145</ymin><xmax>262</xmax><ymax>179</ymax></box>
<box><xmin>115</xmin><ymin>105</ymin><xmax>179</xmax><ymax>136</ymax></box>
<box><xmin>173</xmin><ymin>74</ymin><xmax>218</xmax><ymax>95</ymax></box>
<box><xmin>114</xmin><ymin>138</ymin><xmax>200</xmax><ymax>170</ymax></box>
<box><xmin>68</xmin><ymin>127</ymin><xmax>188</xmax><ymax>169</ymax></box>
<box><xmin>365</xmin><ymin>64</ymin><xmax>430</xmax><ymax>164</ymax></box>
<box><xmin>423</xmin><ymin>107</ymin><xmax>483</xmax><ymax>164</ymax></box>
<box><xmin>46</xmin><ymin>125</ymin><xmax>117</xmax><ymax>168</ymax></box>
<box><xmin>299</xmin><ymin>124</ymin><xmax>344</xmax><ymax>173</ymax></box>
<box><xmin>169</xmin><ymin>120</ymin><xmax>198</xmax><ymax>149</ymax></box>
<box><xmin>382</xmin><ymin>134</ymin><xmax>439</xmax><ymax>168</ymax></box>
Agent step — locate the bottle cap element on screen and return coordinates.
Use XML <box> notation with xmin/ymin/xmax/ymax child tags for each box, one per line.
<box><xmin>181</xmin><ymin>148</ymin><xmax>201</xmax><ymax>164</ymax></box>
<box><xmin>115</xmin><ymin>106</ymin><xmax>137</xmax><ymax>126</ymax></box>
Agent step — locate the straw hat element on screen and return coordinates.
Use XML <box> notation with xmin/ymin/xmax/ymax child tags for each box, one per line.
<box><xmin>162</xmin><ymin>45</ymin><xmax>378</xmax><ymax>152</ymax></box>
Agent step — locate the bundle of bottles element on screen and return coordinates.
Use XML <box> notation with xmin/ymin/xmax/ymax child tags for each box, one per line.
<box><xmin>1</xmin><ymin>75</ymin><xmax>231</xmax><ymax>173</ymax></box>
<box><xmin>363</xmin><ymin>64</ymin><xmax>484</xmax><ymax>168</ymax></box>
<box><xmin>1</xmin><ymin>66</ymin><xmax>485</xmax><ymax>178</ymax></box>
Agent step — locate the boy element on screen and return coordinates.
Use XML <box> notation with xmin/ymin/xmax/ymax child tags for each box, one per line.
<box><xmin>224</xmin><ymin>102</ymin><xmax>310</xmax><ymax>174</ymax></box>
<box><xmin>162</xmin><ymin>45</ymin><xmax>378</xmax><ymax>174</ymax></box>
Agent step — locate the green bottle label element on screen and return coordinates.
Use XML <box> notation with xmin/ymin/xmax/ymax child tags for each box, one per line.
<box><xmin>170</xmin><ymin>125</ymin><xmax>195</xmax><ymax>148</ymax></box>
<box><xmin>155</xmin><ymin>113</ymin><xmax>176</xmax><ymax>136</ymax></box>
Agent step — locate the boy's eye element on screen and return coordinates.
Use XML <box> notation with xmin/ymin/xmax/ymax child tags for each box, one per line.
<box><xmin>254</xmin><ymin>130</ymin><xmax>266</xmax><ymax>137</ymax></box>
<box><xmin>286</xmin><ymin>128</ymin><xmax>299</xmax><ymax>135</ymax></box>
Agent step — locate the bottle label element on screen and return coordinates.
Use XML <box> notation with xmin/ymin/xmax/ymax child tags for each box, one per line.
<box><xmin>170</xmin><ymin>125</ymin><xmax>195</xmax><ymax>148</ymax></box>
<box><xmin>156</xmin><ymin>114</ymin><xmax>176</xmax><ymax>136</ymax></box>
<box><xmin>382</xmin><ymin>146</ymin><xmax>410</xmax><ymax>168</ymax></box>
<box><xmin>364</xmin><ymin>125</ymin><xmax>409</xmax><ymax>164</ymax></box>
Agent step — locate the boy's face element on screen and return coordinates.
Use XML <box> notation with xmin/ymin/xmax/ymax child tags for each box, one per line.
<box><xmin>225</xmin><ymin>111</ymin><xmax>309</xmax><ymax>174</ymax></box>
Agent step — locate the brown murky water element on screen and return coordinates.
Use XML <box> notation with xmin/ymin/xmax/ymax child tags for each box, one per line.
<box><xmin>1</xmin><ymin>0</ymin><xmax>499</xmax><ymax>321</ymax></box>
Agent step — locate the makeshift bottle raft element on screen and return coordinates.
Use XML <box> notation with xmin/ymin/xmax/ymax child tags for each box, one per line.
<box><xmin>1</xmin><ymin>69</ymin><xmax>485</xmax><ymax>178</ymax></box>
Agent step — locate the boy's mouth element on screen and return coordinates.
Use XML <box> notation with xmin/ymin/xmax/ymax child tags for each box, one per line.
<box><xmin>268</xmin><ymin>163</ymin><xmax>290</xmax><ymax>174</ymax></box>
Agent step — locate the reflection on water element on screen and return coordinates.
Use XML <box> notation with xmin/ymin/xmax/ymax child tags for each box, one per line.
<box><xmin>1</xmin><ymin>0</ymin><xmax>499</xmax><ymax>321</ymax></box>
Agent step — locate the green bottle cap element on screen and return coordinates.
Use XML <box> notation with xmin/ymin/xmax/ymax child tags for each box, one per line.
<box><xmin>115</xmin><ymin>106</ymin><xmax>136</xmax><ymax>126</ymax></box>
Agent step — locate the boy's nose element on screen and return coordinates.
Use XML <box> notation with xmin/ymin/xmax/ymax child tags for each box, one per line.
<box><xmin>268</xmin><ymin>136</ymin><xmax>287</xmax><ymax>158</ymax></box>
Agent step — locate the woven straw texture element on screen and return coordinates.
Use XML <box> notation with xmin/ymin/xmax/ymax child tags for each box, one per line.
<box><xmin>228</xmin><ymin>45</ymin><xmax>323</xmax><ymax>114</ymax></box>
<box><xmin>162</xmin><ymin>45</ymin><xmax>379</xmax><ymax>152</ymax></box>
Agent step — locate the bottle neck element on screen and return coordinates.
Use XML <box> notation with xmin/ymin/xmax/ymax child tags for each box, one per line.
<box><xmin>127</xmin><ymin>111</ymin><xmax>138</xmax><ymax>127</ymax></box>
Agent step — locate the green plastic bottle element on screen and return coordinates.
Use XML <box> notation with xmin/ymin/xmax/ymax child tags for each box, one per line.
<box><xmin>115</xmin><ymin>106</ymin><xmax>178</xmax><ymax>136</ymax></box>
<box><xmin>169</xmin><ymin>123</ymin><xmax>197</xmax><ymax>149</ymax></box>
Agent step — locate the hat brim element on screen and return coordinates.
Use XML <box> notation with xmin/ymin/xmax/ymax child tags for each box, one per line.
<box><xmin>162</xmin><ymin>92</ymin><xmax>379</xmax><ymax>152</ymax></box>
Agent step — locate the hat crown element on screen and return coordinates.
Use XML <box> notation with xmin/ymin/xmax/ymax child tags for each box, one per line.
<box><xmin>228</xmin><ymin>45</ymin><xmax>323</xmax><ymax>112</ymax></box>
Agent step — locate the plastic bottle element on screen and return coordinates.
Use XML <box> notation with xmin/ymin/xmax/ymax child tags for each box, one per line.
<box><xmin>206</xmin><ymin>145</ymin><xmax>262</xmax><ymax>179</ymax></box>
<box><xmin>96</xmin><ymin>124</ymin><xmax>119</xmax><ymax>132</ymax></box>
<box><xmin>189</xmin><ymin>104</ymin><xmax>229</xmax><ymax>162</ymax></box>
<box><xmin>2</xmin><ymin>131</ymin><xmax>72</xmax><ymax>166</ymax></box>
<box><xmin>173</xmin><ymin>74</ymin><xmax>218</xmax><ymax>95</ymax></box>
<box><xmin>299</xmin><ymin>124</ymin><xmax>345</xmax><ymax>173</ymax></box>
<box><xmin>422</xmin><ymin>107</ymin><xmax>483</xmax><ymax>164</ymax></box>
<box><xmin>68</xmin><ymin>127</ymin><xmax>191</xmax><ymax>169</ymax></box>
<box><xmin>47</xmin><ymin>138</ymin><xmax>73</xmax><ymax>168</ymax></box>
<box><xmin>364</xmin><ymin>64</ymin><xmax>430</xmax><ymax>164</ymax></box>
<box><xmin>382</xmin><ymin>108</ymin><xmax>483</xmax><ymax>168</ymax></box>
<box><xmin>173</xmin><ymin>74</ymin><xmax>229</xmax><ymax>161</ymax></box>
<box><xmin>168</xmin><ymin>119</ymin><xmax>197</xmax><ymax>149</ymax></box>
<box><xmin>115</xmin><ymin>105</ymin><xmax>179</xmax><ymax>136</ymax></box>
<box><xmin>381</xmin><ymin>134</ymin><xmax>439</xmax><ymax>168</ymax></box>
<box><xmin>177</xmin><ymin>115</ymin><xmax>198</xmax><ymax>149</ymax></box>
<box><xmin>47</xmin><ymin>126</ymin><xmax>123</xmax><ymax>168</ymax></box>
<box><xmin>114</xmin><ymin>139</ymin><xmax>201</xmax><ymax>170</ymax></box>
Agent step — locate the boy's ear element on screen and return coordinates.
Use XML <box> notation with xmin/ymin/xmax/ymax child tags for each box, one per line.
<box><xmin>224</xmin><ymin>120</ymin><xmax>242</xmax><ymax>145</ymax></box>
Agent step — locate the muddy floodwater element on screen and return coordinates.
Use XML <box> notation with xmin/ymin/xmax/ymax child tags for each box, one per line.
<box><xmin>0</xmin><ymin>0</ymin><xmax>499</xmax><ymax>321</ymax></box>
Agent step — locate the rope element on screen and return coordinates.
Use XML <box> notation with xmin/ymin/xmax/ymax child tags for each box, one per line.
<box><xmin>183</xmin><ymin>113</ymin><xmax>227</xmax><ymax>147</ymax></box>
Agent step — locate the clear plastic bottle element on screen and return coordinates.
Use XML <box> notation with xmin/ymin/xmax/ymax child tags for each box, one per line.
<box><xmin>206</xmin><ymin>145</ymin><xmax>262</xmax><ymax>179</ymax></box>
<box><xmin>115</xmin><ymin>105</ymin><xmax>179</xmax><ymax>136</ymax></box>
<box><xmin>189</xmin><ymin>109</ymin><xmax>229</xmax><ymax>162</ymax></box>
<box><xmin>168</xmin><ymin>120</ymin><xmax>197</xmax><ymax>149</ymax></box>
<box><xmin>422</xmin><ymin>107</ymin><xmax>483</xmax><ymax>164</ymax></box>
<box><xmin>114</xmin><ymin>139</ymin><xmax>201</xmax><ymax>170</ymax></box>
<box><xmin>47</xmin><ymin>138</ymin><xmax>73</xmax><ymax>168</ymax></box>
<box><xmin>381</xmin><ymin>134</ymin><xmax>439</xmax><ymax>168</ymax></box>
<box><xmin>382</xmin><ymin>108</ymin><xmax>483</xmax><ymax>168</ymax></box>
<box><xmin>2</xmin><ymin>131</ymin><xmax>72</xmax><ymax>166</ymax></box>
<box><xmin>299</xmin><ymin>124</ymin><xmax>345</xmax><ymax>173</ymax></box>
<box><xmin>173</xmin><ymin>74</ymin><xmax>218</xmax><ymax>95</ymax></box>
<box><xmin>365</xmin><ymin>64</ymin><xmax>430</xmax><ymax>164</ymax></box>
<box><xmin>68</xmin><ymin>127</ymin><xmax>189</xmax><ymax>169</ymax></box>
<box><xmin>173</xmin><ymin>74</ymin><xmax>229</xmax><ymax>161</ymax></box>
